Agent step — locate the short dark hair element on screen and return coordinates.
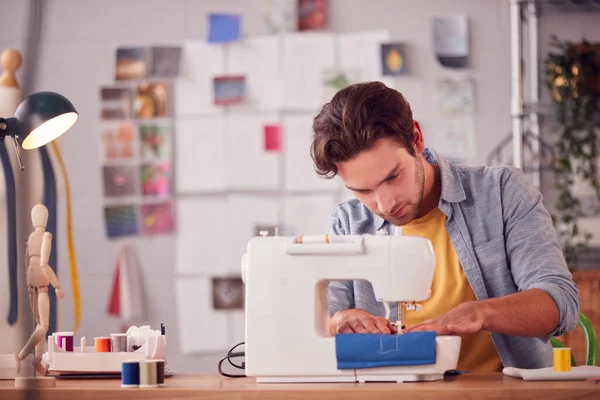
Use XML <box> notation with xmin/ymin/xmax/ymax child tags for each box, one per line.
<box><xmin>310</xmin><ymin>81</ymin><xmax>415</xmax><ymax>179</ymax></box>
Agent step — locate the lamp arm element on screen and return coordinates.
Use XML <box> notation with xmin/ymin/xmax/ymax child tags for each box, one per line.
<box><xmin>0</xmin><ymin>117</ymin><xmax>25</xmax><ymax>170</ymax></box>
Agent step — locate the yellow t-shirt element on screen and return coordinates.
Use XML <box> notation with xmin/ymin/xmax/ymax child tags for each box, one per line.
<box><xmin>401</xmin><ymin>207</ymin><xmax>503</xmax><ymax>373</ymax></box>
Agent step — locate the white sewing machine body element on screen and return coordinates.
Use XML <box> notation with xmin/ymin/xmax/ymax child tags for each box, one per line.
<box><xmin>241</xmin><ymin>230</ymin><xmax>461</xmax><ymax>383</ymax></box>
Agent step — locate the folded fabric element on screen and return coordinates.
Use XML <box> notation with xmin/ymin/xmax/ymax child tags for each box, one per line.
<box><xmin>335</xmin><ymin>331</ymin><xmax>437</xmax><ymax>369</ymax></box>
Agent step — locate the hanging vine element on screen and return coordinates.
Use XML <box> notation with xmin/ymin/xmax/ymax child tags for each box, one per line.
<box><xmin>545</xmin><ymin>36</ymin><xmax>600</xmax><ymax>266</ymax></box>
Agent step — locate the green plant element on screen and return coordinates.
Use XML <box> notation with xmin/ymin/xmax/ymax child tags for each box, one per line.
<box><xmin>545</xmin><ymin>36</ymin><xmax>600</xmax><ymax>266</ymax></box>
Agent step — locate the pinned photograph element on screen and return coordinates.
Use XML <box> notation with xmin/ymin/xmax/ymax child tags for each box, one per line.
<box><xmin>140</xmin><ymin>201</ymin><xmax>175</xmax><ymax>235</ymax></box>
<box><xmin>208</xmin><ymin>13</ymin><xmax>241</xmax><ymax>43</ymax></box>
<box><xmin>434</xmin><ymin>77</ymin><xmax>475</xmax><ymax>115</ymax></box>
<box><xmin>115</xmin><ymin>47</ymin><xmax>148</xmax><ymax>81</ymax></box>
<box><xmin>212</xmin><ymin>276</ymin><xmax>244</xmax><ymax>310</ymax></box>
<box><xmin>135</xmin><ymin>82</ymin><xmax>169</xmax><ymax>119</ymax></box>
<box><xmin>140</xmin><ymin>162</ymin><xmax>171</xmax><ymax>197</ymax></box>
<box><xmin>104</xmin><ymin>205</ymin><xmax>139</xmax><ymax>238</ymax></box>
<box><xmin>381</xmin><ymin>43</ymin><xmax>408</xmax><ymax>76</ymax></box>
<box><xmin>103</xmin><ymin>165</ymin><xmax>138</xmax><ymax>197</ymax></box>
<box><xmin>432</xmin><ymin>15</ymin><xmax>469</xmax><ymax>68</ymax></box>
<box><xmin>264</xmin><ymin>124</ymin><xmax>282</xmax><ymax>152</ymax></box>
<box><xmin>298</xmin><ymin>0</ymin><xmax>327</xmax><ymax>31</ymax></box>
<box><xmin>213</xmin><ymin>76</ymin><xmax>245</xmax><ymax>105</ymax></box>
<box><xmin>150</xmin><ymin>46</ymin><xmax>182</xmax><ymax>77</ymax></box>
<box><xmin>100</xmin><ymin>87</ymin><xmax>133</xmax><ymax>120</ymax></box>
<box><xmin>322</xmin><ymin>68</ymin><xmax>358</xmax><ymax>102</ymax></box>
<box><xmin>139</xmin><ymin>124</ymin><xmax>171</xmax><ymax>160</ymax></box>
<box><xmin>266</xmin><ymin>0</ymin><xmax>297</xmax><ymax>34</ymax></box>
<box><xmin>101</xmin><ymin>123</ymin><xmax>136</xmax><ymax>161</ymax></box>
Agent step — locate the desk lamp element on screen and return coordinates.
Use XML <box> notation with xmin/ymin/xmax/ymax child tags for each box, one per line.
<box><xmin>0</xmin><ymin>91</ymin><xmax>78</xmax><ymax>170</ymax></box>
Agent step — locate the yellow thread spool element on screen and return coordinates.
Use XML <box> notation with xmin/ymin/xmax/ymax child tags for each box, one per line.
<box><xmin>553</xmin><ymin>348</ymin><xmax>572</xmax><ymax>372</ymax></box>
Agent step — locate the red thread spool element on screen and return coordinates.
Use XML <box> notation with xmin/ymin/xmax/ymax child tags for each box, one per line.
<box><xmin>94</xmin><ymin>337</ymin><xmax>111</xmax><ymax>352</ymax></box>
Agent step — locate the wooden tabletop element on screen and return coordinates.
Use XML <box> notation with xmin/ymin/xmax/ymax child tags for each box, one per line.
<box><xmin>2</xmin><ymin>373</ymin><xmax>600</xmax><ymax>399</ymax></box>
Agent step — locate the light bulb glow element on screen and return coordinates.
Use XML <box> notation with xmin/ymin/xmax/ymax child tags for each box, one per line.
<box><xmin>21</xmin><ymin>112</ymin><xmax>78</xmax><ymax>150</ymax></box>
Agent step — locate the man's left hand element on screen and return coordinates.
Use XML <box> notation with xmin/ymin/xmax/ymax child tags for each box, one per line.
<box><xmin>403</xmin><ymin>301</ymin><xmax>486</xmax><ymax>335</ymax></box>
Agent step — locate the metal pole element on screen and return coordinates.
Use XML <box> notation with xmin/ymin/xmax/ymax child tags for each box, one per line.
<box><xmin>527</xmin><ymin>0</ymin><xmax>541</xmax><ymax>188</ymax></box>
<box><xmin>510</xmin><ymin>0</ymin><xmax>524</xmax><ymax>170</ymax></box>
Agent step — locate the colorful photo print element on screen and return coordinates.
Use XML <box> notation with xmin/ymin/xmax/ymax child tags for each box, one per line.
<box><xmin>140</xmin><ymin>201</ymin><xmax>175</xmax><ymax>235</ymax></box>
<box><xmin>135</xmin><ymin>81</ymin><xmax>169</xmax><ymax>119</ymax></box>
<box><xmin>381</xmin><ymin>43</ymin><xmax>407</xmax><ymax>76</ymax></box>
<box><xmin>150</xmin><ymin>46</ymin><xmax>182</xmax><ymax>77</ymax></box>
<box><xmin>115</xmin><ymin>47</ymin><xmax>149</xmax><ymax>81</ymax></box>
<box><xmin>212</xmin><ymin>276</ymin><xmax>244</xmax><ymax>310</ymax></box>
<box><xmin>101</xmin><ymin>123</ymin><xmax>136</xmax><ymax>160</ymax></box>
<box><xmin>100</xmin><ymin>87</ymin><xmax>133</xmax><ymax>120</ymax></box>
<box><xmin>322</xmin><ymin>68</ymin><xmax>359</xmax><ymax>102</ymax></box>
<box><xmin>298</xmin><ymin>0</ymin><xmax>326</xmax><ymax>31</ymax></box>
<box><xmin>139</xmin><ymin>124</ymin><xmax>171</xmax><ymax>160</ymax></box>
<box><xmin>213</xmin><ymin>76</ymin><xmax>245</xmax><ymax>105</ymax></box>
<box><xmin>140</xmin><ymin>162</ymin><xmax>171</xmax><ymax>197</ymax></box>
<box><xmin>104</xmin><ymin>205</ymin><xmax>139</xmax><ymax>238</ymax></box>
<box><xmin>103</xmin><ymin>165</ymin><xmax>138</xmax><ymax>197</ymax></box>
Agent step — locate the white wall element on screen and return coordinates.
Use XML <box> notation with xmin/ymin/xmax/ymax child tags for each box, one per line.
<box><xmin>0</xmin><ymin>0</ymin><xmax>552</xmax><ymax>373</ymax></box>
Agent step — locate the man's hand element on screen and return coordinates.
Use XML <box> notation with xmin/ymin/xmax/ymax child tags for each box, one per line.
<box><xmin>329</xmin><ymin>309</ymin><xmax>398</xmax><ymax>335</ymax></box>
<box><xmin>404</xmin><ymin>301</ymin><xmax>485</xmax><ymax>335</ymax></box>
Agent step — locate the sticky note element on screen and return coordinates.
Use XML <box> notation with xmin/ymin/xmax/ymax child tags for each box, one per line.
<box><xmin>208</xmin><ymin>13</ymin><xmax>241</xmax><ymax>43</ymax></box>
<box><xmin>264</xmin><ymin>125</ymin><xmax>282</xmax><ymax>151</ymax></box>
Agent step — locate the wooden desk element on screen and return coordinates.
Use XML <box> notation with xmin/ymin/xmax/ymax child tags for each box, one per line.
<box><xmin>2</xmin><ymin>373</ymin><xmax>600</xmax><ymax>399</ymax></box>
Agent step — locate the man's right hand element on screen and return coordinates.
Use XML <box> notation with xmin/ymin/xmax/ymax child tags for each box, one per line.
<box><xmin>329</xmin><ymin>309</ymin><xmax>398</xmax><ymax>335</ymax></box>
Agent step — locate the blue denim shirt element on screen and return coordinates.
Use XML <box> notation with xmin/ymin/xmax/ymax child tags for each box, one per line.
<box><xmin>329</xmin><ymin>148</ymin><xmax>580</xmax><ymax>370</ymax></box>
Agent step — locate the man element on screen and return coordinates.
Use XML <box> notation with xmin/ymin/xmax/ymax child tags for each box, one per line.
<box><xmin>310</xmin><ymin>81</ymin><xmax>580</xmax><ymax>372</ymax></box>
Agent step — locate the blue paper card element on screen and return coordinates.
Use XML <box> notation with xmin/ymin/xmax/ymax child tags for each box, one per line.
<box><xmin>208</xmin><ymin>13</ymin><xmax>241</xmax><ymax>43</ymax></box>
<box><xmin>335</xmin><ymin>331</ymin><xmax>437</xmax><ymax>369</ymax></box>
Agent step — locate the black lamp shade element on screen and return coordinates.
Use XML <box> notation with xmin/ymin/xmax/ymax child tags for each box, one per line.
<box><xmin>14</xmin><ymin>91</ymin><xmax>78</xmax><ymax>150</ymax></box>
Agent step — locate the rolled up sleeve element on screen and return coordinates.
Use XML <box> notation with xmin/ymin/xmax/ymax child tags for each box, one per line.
<box><xmin>502</xmin><ymin>169</ymin><xmax>580</xmax><ymax>339</ymax></box>
<box><xmin>329</xmin><ymin>205</ymin><xmax>355</xmax><ymax>315</ymax></box>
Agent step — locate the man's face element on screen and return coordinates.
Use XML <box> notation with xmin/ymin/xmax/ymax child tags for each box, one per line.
<box><xmin>336</xmin><ymin>137</ymin><xmax>425</xmax><ymax>226</ymax></box>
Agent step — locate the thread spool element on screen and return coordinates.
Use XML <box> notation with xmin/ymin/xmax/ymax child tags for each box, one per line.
<box><xmin>139</xmin><ymin>360</ymin><xmax>158</xmax><ymax>388</ymax></box>
<box><xmin>121</xmin><ymin>361</ymin><xmax>140</xmax><ymax>388</ymax></box>
<box><xmin>155</xmin><ymin>360</ymin><xmax>165</xmax><ymax>386</ymax></box>
<box><xmin>55</xmin><ymin>332</ymin><xmax>74</xmax><ymax>351</ymax></box>
<box><xmin>554</xmin><ymin>348</ymin><xmax>572</xmax><ymax>372</ymax></box>
<box><xmin>94</xmin><ymin>337</ymin><xmax>111</xmax><ymax>352</ymax></box>
<box><xmin>111</xmin><ymin>333</ymin><xmax>128</xmax><ymax>352</ymax></box>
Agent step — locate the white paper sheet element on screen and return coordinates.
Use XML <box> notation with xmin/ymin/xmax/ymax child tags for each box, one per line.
<box><xmin>175</xmin><ymin>277</ymin><xmax>229</xmax><ymax>354</ymax></box>
<box><xmin>175</xmin><ymin>117</ymin><xmax>227</xmax><ymax>193</ymax></box>
<box><xmin>224</xmin><ymin>195</ymin><xmax>280</xmax><ymax>270</ymax></box>
<box><xmin>226</xmin><ymin>113</ymin><xmax>281</xmax><ymax>190</ymax></box>
<box><xmin>431</xmin><ymin>115</ymin><xmax>477</xmax><ymax>162</ymax></box>
<box><xmin>226</xmin><ymin>36</ymin><xmax>282</xmax><ymax>111</ymax></box>
<box><xmin>175</xmin><ymin>41</ymin><xmax>225</xmax><ymax>116</ymax></box>
<box><xmin>338</xmin><ymin>30</ymin><xmax>392</xmax><ymax>86</ymax></box>
<box><xmin>282</xmin><ymin>32</ymin><xmax>336</xmax><ymax>111</ymax></box>
<box><xmin>283</xmin><ymin>114</ymin><xmax>341</xmax><ymax>192</ymax></box>
<box><xmin>282</xmin><ymin>194</ymin><xmax>338</xmax><ymax>236</ymax></box>
<box><xmin>176</xmin><ymin>198</ymin><xmax>228</xmax><ymax>275</ymax></box>
<box><xmin>392</xmin><ymin>78</ymin><xmax>426</xmax><ymax>121</ymax></box>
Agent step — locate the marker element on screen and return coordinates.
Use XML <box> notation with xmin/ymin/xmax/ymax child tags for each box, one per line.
<box><xmin>161</xmin><ymin>323</ymin><xmax>165</xmax><ymax>335</ymax></box>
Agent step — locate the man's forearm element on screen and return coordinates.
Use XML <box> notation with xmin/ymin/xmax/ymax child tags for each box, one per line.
<box><xmin>478</xmin><ymin>288</ymin><xmax>559</xmax><ymax>337</ymax></box>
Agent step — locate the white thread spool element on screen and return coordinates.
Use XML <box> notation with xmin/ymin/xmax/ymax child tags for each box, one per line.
<box><xmin>139</xmin><ymin>360</ymin><xmax>158</xmax><ymax>388</ymax></box>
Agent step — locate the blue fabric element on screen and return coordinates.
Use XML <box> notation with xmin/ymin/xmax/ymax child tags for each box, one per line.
<box><xmin>0</xmin><ymin>141</ymin><xmax>17</xmax><ymax>325</ymax></box>
<box><xmin>329</xmin><ymin>147</ymin><xmax>580</xmax><ymax>370</ymax></box>
<box><xmin>335</xmin><ymin>332</ymin><xmax>436</xmax><ymax>370</ymax></box>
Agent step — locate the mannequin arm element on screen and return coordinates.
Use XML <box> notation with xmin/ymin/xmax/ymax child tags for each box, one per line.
<box><xmin>39</xmin><ymin>232</ymin><xmax>62</xmax><ymax>290</ymax></box>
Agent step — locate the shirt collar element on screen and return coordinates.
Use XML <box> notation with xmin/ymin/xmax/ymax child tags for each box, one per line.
<box><xmin>374</xmin><ymin>147</ymin><xmax>466</xmax><ymax>230</ymax></box>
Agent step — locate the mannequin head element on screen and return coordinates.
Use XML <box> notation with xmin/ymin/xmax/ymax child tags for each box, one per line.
<box><xmin>31</xmin><ymin>204</ymin><xmax>48</xmax><ymax>229</ymax></box>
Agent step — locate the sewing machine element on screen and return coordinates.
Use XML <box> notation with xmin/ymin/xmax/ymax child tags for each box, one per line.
<box><xmin>241</xmin><ymin>227</ymin><xmax>462</xmax><ymax>383</ymax></box>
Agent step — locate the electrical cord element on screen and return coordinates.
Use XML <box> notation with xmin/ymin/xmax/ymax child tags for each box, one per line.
<box><xmin>218</xmin><ymin>342</ymin><xmax>246</xmax><ymax>378</ymax></box>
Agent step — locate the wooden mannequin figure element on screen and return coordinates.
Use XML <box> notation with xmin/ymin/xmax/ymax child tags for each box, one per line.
<box><xmin>14</xmin><ymin>204</ymin><xmax>65</xmax><ymax>378</ymax></box>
